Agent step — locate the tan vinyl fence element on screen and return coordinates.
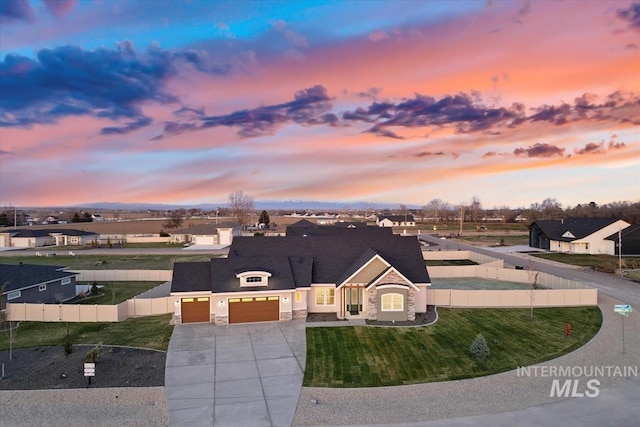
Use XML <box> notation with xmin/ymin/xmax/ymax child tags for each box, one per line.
<box><xmin>6</xmin><ymin>296</ymin><xmax>178</xmax><ymax>323</ymax></box>
<box><xmin>426</xmin><ymin>288</ymin><xmax>598</xmax><ymax>307</ymax></box>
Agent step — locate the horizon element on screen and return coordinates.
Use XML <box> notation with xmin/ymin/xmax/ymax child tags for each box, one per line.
<box><xmin>1</xmin><ymin>1</ymin><xmax>639</xmax><ymax>208</ymax></box>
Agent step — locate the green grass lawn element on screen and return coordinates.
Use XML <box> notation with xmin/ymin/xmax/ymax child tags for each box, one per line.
<box><xmin>425</xmin><ymin>259</ymin><xmax>478</xmax><ymax>266</ymax></box>
<box><xmin>304</xmin><ymin>306</ymin><xmax>602</xmax><ymax>387</ymax></box>
<box><xmin>0</xmin><ymin>254</ymin><xmax>217</xmax><ymax>270</ymax></box>
<box><xmin>0</xmin><ymin>314</ymin><xmax>173</xmax><ymax>351</ymax></box>
<box><xmin>76</xmin><ymin>282</ymin><xmax>164</xmax><ymax>305</ymax></box>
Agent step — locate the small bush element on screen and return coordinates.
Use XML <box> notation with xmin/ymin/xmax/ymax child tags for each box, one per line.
<box><xmin>63</xmin><ymin>329</ymin><xmax>72</xmax><ymax>356</ymax></box>
<box><xmin>91</xmin><ymin>282</ymin><xmax>99</xmax><ymax>295</ymax></box>
<box><xmin>469</xmin><ymin>333</ymin><xmax>491</xmax><ymax>361</ymax></box>
<box><xmin>85</xmin><ymin>343</ymin><xmax>103</xmax><ymax>363</ymax></box>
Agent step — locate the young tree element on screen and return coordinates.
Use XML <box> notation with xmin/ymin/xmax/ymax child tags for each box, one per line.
<box><xmin>469</xmin><ymin>334</ymin><xmax>490</xmax><ymax>361</ymax></box>
<box><xmin>258</xmin><ymin>210</ymin><xmax>270</xmax><ymax>228</ymax></box>
<box><xmin>228</xmin><ymin>190</ymin><xmax>254</xmax><ymax>226</ymax></box>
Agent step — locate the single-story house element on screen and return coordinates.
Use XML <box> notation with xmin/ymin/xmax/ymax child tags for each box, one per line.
<box><xmin>0</xmin><ymin>263</ymin><xmax>79</xmax><ymax>307</ymax></box>
<box><xmin>605</xmin><ymin>224</ymin><xmax>640</xmax><ymax>256</ymax></box>
<box><xmin>376</xmin><ymin>215</ymin><xmax>416</xmax><ymax>227</ymax></box>
<box><xmin>171</xmin><ymin>221</ymin><xmax>431</xmax><ymax>324</ymax></box>
<box><xmin>0</xmin><ymin>229</ymin><xmax>98</xmax><ymax>248</ymax></box>
<box><xmin>528</xmin><ymin>217</ymin><xmax>631</xmax><ymax>255</ymax></box>
<box><xmin>170</xmin><ymin>222</ymin><xmax>241</xmax><ymax>247</ymax></box>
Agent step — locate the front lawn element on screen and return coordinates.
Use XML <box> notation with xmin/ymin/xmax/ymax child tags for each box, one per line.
<box><xmin>531</xmin><ymin>253</ymin><xmax>640</xmax><ymax>273</ymax></box>
<box><xmin>76</xmin><ymin>281</ymin><xmax>164</xmax><ymax>304</ymax></box>
<box><xmin>304</xmin><ymin>306</ymin><xmax>601</xmax><ymax>387</ymax></box>
<box><xmin>425</xmin><ymin>259</ymin><xmax>477</xmax><ymax>266</ymax></box>
<box><xmin>0</xmin><ymin>314</ymin><xmax>173</xmax><ymax>351</ymax></box>
<box><xmin>0</xmin><ymin>254</ymin><xmax>217</xmax><ymax>270</ymax></box>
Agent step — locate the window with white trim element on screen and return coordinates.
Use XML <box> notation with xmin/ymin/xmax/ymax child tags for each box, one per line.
<box><xmin>381</xmin><ymin>293</ymin><xmax>403</xmax><ymax>311</ymax></box>
<box><xmin>245</xmin><ymin>276</ymin><xmax>263</xmax><ymax>283</ymax></box>
<box><xmin>7</xmin><ymin>291</ymin><xmax>21</xmax><ymax>300</ymax></box>
<box><xmin>61</xmin><ymin>277</ymin><xmax>71</xmax><ymax>285</ymax></box>
<box><xmin>39</xmin><ymin>284</ymin><xmax>47</xmax><ymax>292</ymax></box>
<box><xmin>237</xmin><ymin>271</ymin><xmax>271</xmax><ymax>287</ymax></box>
<box><xmin>315</xmin><ymin>288</ymin><xmax>335</xmax><ymax>305</ymax></box>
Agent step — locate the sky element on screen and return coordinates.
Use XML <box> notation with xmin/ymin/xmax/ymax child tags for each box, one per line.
<box><xmin>0</xmin><ymin>0</ymin><xmax>639</xmax><ymax>209</ymax></box>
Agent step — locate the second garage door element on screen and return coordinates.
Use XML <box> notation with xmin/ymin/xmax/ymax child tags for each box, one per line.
<box><xmin>229</xmin><ymin>296</ymin><xmax>279</xmax><ymax>324</ymax></box>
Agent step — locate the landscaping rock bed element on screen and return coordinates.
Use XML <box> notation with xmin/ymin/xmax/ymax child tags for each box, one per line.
<box><xmin>0</xmin><ymin>345</ymin><xmax>165</xmax><ymax>390</ymax></box>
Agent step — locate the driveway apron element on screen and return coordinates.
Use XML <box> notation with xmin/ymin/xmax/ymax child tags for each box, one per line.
<box><xmin>165</xmin><ymin>320</ymin><xmax>306</xmax><ymax>427</ymax></box>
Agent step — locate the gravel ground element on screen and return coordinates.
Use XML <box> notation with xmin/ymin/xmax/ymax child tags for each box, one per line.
<box><xmin>292</xmin><ymin>293</ymin><xmax>639</xmax><ymax>426</ymax></box>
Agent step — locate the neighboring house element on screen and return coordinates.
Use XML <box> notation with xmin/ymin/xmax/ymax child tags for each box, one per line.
<box><xmin>376</xmin><ymin>215</ymin><xmax>416</xmax><ymax>227</ymax></box>
<box><xmin>170</xmin><ymin>222</ymin><xmax>241</xmax><ymax>247</ymax></box>
<box><xmin>171</xmin><ymin>221</ymin><xmax>431</xmax><ymax>324</ymax></box>
<box><xmin>528</xmin><ymin>217</ymin><xmax>631</xmax><ymax>255</ymax></box>
<box><xmin>0</xmin><ymin>264</ymin><xmax>79</xmax><ymax>306</ymax></box>
<box><xmin>0</xmin><ymin>229</ymin><xmax>98</xmax><ymax>248</ymax></box>
<box><xmin>605</xmin><ymin>224</ymin><xmax>640</xmax><ymax>256</ymax></box>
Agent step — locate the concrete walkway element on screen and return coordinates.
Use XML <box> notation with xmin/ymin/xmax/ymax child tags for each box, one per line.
<box><xmin>165</xmin><ymin>320</ymin><xmax>306</xmax><ymax>427</ymax></box>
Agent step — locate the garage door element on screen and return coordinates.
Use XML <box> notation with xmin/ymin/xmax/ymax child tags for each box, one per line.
<box><xmin>229</xmin><ymin>296</ymin><xmax>279</xmax><ymax>324</ymax></box>
<box><xmin>181</xmin><ymin>297</ymin><xmax>210</xmax><ymax>323</ymax></box>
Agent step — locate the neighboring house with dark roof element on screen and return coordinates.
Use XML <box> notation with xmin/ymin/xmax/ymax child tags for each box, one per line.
<box><xmin>171</xmin><ymin>220</ymin><xmax>431</xmax><ymax>324</ymax></box>
<box><xmin>605</xmin><ymin>224</ymin><xmax>640</xmax><ymax>256</ymax></box>
<box><xmin>169</xmin><ymin>222</ymin><xmax>241</xmax><ymax>247</ymax></box>
<box><xmin>528</xmin><ymin>217</ymin><xmax>631</xmax><ymax>255</ymax></box>
<box><xmin>376</xmin><ymin>214</ymin><xmax>416</xmax><ymax>227</ymax></box>
<box><xmin>0</xmin><ymin>229</ymin><xmax>98</xmax><ymax>248</ymax></box>
<box><xmin>0</xmin><ymin>264</ymin><xmax>79</xmax><ymax>307</ymax></box>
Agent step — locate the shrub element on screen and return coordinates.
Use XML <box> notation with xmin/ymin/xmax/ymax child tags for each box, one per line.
<box><xmin>85</xmin><ymin>343</ymin><xmax>103</xmax><ymax>364</ymax></box>
<box><xmin>91</xmin><ymin>282</ymin><xmax>99</xmax><ymax>295</ymax></box>
<box><xmin>469</xmin><ymin>333</ymin><xmax>491</xmax><ymax>361</ymax></box>
<box><xmin>63</xmin><ymin>327</ymin><xmax>72</xmax><ymax>356</ymax></box>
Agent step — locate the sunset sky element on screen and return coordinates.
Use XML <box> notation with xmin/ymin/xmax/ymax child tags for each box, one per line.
<box><xmin>1</xmin><ymin>0</ymin><xmax>639</xmax><ymax>209</ymax></box>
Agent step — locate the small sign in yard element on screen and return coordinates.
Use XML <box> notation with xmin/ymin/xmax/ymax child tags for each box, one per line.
<box><xmin>614</xmin><ymin>304</ymin><xmax>632</xmax><ymax>316</ymax></box>
<box><xmin>84</xmin><ymin>363</ymin><xmax>95</xmax><ymax>376</ymax></box>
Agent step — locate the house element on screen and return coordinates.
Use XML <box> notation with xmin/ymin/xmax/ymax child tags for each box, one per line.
<box><xmin>169</xmin><ymin>222</ymin><xmax>241</xmax><ymax>247</ymax></box>
<box><xmin>0</xmin><ymin>264</ymin><xmax>79</xmax><ymax>306</ymax></box>
<box><xmin>376</xmin><ymin>215</ymin><xmax>416</xmax><ymax>227</ymax></box>
<box><xmin>170</xmin><ymin>221</ymin><xmax>431</xmax><ymax>324</ymax></box>
<box><xmin>528</xmin><ymin>217</ymin><xmax>631</xmax><ymax>255</ymax></box>
<box><xmin>0</xmin><ymin>228</ymin><xmax>98</xmax><ymax>248</ymax></box>
<box><xmin>605</xmin><ymin>224</ymin><xmax>640</xmax><ymax>256</ymax></box>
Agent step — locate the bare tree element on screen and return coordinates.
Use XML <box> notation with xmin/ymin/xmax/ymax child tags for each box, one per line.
<box><xmin>426</xmin><ymin>199</ymin><xmax>444</xmax><ymax>223</ymax></box>
<box><xmin>470</xmin><ymin>196</ymin><xmax>483</xmax><ymax>225</ymax></box>
<box><xmin>163</xmin><ymin>209</ymin><xmax>185</xmax><ymax>229</ymax></box>
<box><xmin>228</xmin><ymin>190</ymin><xmax>255</xmax><ymax>226</ymax></box>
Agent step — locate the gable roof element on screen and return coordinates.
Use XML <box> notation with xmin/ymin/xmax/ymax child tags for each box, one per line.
<box><xmin>3</xmin><ymin>229</ymin><xmax>97</xmax><ymax>238</ymax></box>
<box><xmin>530</xmin><ymin>217</ymin><xmax>622</xmax><ymax>241</ymax></box>
<box><xmin>0</xmin><ymin>264</ymin><xmax>78</xmax><ymax>293</ymax></box>
<box><xmin>377</xmin><ymin>214</ymin><xmax>415</xmax><ymax>222</ymax></box>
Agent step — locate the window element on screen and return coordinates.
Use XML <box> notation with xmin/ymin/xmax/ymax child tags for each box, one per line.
<box><xmin>61</xmin><ymin>277</ymin><xmax>71</xmax><ymax>285</ymax></box>
<box><xmin>237</xmin><ymin>271</ymin><xmax>271</xmax><ymax>286</ymax></box>
<box><xmin>245</xmin><ymin>276</ymin><xmax>263</xmax><ymax>283</ymax></box>
<box><xmin>295</xmin><ymin>291</ymin><xmax>302</xmax><ymax>302</ymax></box>
<box><xmin>39</xmin><ymin>284</ymin><xmax>47</xmax><ymax>292</ymax></box>
<box><xmin>315</xmin><ymin>288</ymin><xmax>335</xmax><ymax>305</ymax></box>
<box><xmin>381</xmin><ymin>293</ymin><xmax>403</xmax><ymax>311</ymax></box>
<box><xmin>7</xmin><ymin>291</ymin><xmax>21</xmax><ymax>300</ymax></box>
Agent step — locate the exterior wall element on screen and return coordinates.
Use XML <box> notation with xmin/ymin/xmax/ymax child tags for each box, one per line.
<box><xmin>12</xmin><ymin>236</ymin><xmax>53</xmax><ymax>247</ymax></box>
<box><xmin>6</xmin><ymin>276</ymin><xmax>77</xmax><ymax>304</ymax></box>
<box><xmin>218</xmin><ymin>228</ymin><xmax>241</xmax><ymax>246</ymax></box>
<box><xmin>414</xmin><ymin>285</ymin><xmax>428</xmax><ymax>313</ymax></box>
<box><xmin>376</xmin><ymin>288</ymin><xmax>408</xmax><ymax>322</ymax></box>
<box><xmin>194</xmin><ymin>235</ymin><xmax>218</xmax><ymax>245</ymax></box>
<box><xmin>377</xmin><ymin>218</ymin><xmax>394</xmax><ymax>227</ymax></box>
<box><xmin>292</xmin><ymin>289</ymin><xmax>308</xmax><ymax>319</ymax></box>
<box><xmin>348</xmin><ymin>258</ymin><xmax>388</xmax><ymax>284</ymax></box>
<box><xmin>0</xmin><ymin>233</ymin><xmax>11</xmax><ymax>247</ymax></box>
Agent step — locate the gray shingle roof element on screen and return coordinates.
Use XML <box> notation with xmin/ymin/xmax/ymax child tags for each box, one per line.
<box><xmin>0</xmin><ymin>264</ymin><xmax>77</xmax><ymax>293</ymax></box>
<box><xmin>530</xmin><ymin>217</ymin><xmax>620</xmax><ymax>241</ymax></box>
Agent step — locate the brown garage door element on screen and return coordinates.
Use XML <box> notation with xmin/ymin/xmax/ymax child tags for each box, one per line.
<box><xmin>181</xmin><ymin>297</ymin><xmax>210</xmax><ymax>323</ymax></box>
<box><xmin>229</xmin><ymin>297</ymin><xmax>279</xmax><ymax>324</ymax></box>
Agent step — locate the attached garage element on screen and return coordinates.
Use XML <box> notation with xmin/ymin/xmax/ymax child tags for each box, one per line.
<box><xmin>229</xmin><ymin>296</ymin><xmax>279</xmax><ymax>324</ymax></box>
<box><xmin>181</xmin><ymin>297</ymin><xmax>210</xmax><ymax>323</ymax></box>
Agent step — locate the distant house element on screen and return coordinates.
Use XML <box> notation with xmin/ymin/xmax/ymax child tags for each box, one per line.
<box><xmin>170</xmin><ymin>221</ymin><xmax>431</xmax><ymax>324</ymax></box>
<box><xmin>0</xmin><ymin>229</ymin><xmax>98</xmax><ymax>248</ymax></box>
<box><xmin>528</xmin><ymin>218</ymin><xmax>631</xmax><ymax>255</ymax></box>
<box><xmin>170</xmin><ymin>222</ymin><xmax>241</xmax><ymax>247</ymax></box>
<box><xmin>0</xmin><ymin>264</ymin><xmax>79</xmax><ymax>306</ymax></box>
<box><xmin>605</xmin><ymin>225</ymin><xmax>640</xmax><ymax>256</ymax></box>
<box><xmin>376</xmin><ymin>215</ymin><xmax>416</xmax><ymax>228</ymax></box>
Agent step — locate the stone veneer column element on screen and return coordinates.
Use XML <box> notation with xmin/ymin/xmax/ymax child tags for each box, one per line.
<box><xmin>407</xmin><ymin>288</ymin><xmax>416</xmax><ymax>321</ymax></box>
<box><xmin>368</xmin><ymin>288</ymin><xmax>378</xmax><ymax>320</ymax></box>
<box><xmin>215</xmin><ymin>315</ymin><xmax>229</xmax><ymax>325</ymax></box>
<box><xmin>280</xmin><ymin>311</ymin><xmax>293</xmax><ymax>321</ymax></box>
<box><xmin>292</xmin><ymin>309</ymin><xmax>308</xmax><ymax>320</ymax></box>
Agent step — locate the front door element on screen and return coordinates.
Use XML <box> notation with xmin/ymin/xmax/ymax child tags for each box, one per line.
<box><xmin>346</xmin><ymin>287</ymin><xmax>362</xmax><ymax>315</ymax></box>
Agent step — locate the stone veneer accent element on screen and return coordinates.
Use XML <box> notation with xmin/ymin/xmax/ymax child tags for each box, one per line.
<box><xmin>407</xmin><ymin>288</ymin><xmax>416</xmax><ymax>321</ymax></box>
<box><xmin>367</xmin><ymin>288</ymin><xmax>378</xmax><ymax>320</ymax></box>
<box><xmin>215</xmin><ymin>315</ymin><xmax>229</xmax><ymax>325</ymax></box>
<box><xmin>174</xmin><ymin>314</ymin><xmax>181</xmax><ymax>324</ymax></box>
<box><xmin>280</xmin><ymin>311</ymin><xmax>293</xmax><ymax>321</ymax></box>
<box><xmin>293</xmin><ymin>309</ymin><xmax>308</xmax><ymax>320</ymax></box>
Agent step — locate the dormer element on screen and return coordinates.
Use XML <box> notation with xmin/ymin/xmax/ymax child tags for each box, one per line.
<box><xmin>236</xmin><ymin>271</ymin><xmax>272</xmax><ymax>287</ymax></box>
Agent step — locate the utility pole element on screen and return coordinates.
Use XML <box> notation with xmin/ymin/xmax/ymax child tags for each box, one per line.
<box><xmin>459</xmin><ymin>205</ymin><xmax>464</xmax><ymax>236</ymax></box>
<box><xmin>618</xmin><ymin>228</ymin><xmax>622</xmax><ymax>275</ymax></box>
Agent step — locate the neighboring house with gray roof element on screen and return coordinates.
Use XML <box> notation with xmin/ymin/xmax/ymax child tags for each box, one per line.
<box><xmin>169</xmin><ymin>222</ymin><xmax>241</xmax><ymax>247</ymax></box>
<box><xmin>528</xmin><ymin>217</ymin><xmax>632</xmax><ymax>255</ymax></box>
<box><xmin>171</xmin><ymin>221</ymin><xmax>431</xmax><ymax>324</ymax></box>
<box><xmin>0</xmin><ymin>229</ymin><xmax>98</xmax><ymax>248</ymax></box>
<box><xmin>0</xmin><ymin>264</ymin><xmax>79</xmax><ymax>307</ymax></box>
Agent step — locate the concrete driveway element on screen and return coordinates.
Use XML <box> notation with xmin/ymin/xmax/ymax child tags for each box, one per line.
<box><xmin>165</xmin><ymin>320</ymin><xmax>306</xmax><ymax>427</ymax></box>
